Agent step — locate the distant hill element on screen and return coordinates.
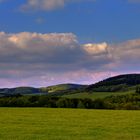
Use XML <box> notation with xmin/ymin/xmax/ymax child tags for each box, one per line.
<box><xmin>0</xmin><ymin>84</ymin><xmax>87</xmax><ymax>97</ymax></box>
<box><xmin>41</xmin><ymin>83</ymin><xmax>86</xmax><ymax>92</ymax></box>
<box><xmin>40</xmin><ymin>84</ymin><xmax>87</xmax><ymax>96</ymax></box>
<box><xmin>0</xmin><ymin>87</ymin><xmax>40</xmax><ymax>96</ymax></box>
<box><xmin>86</xmin><ymin>74</ymin><xmax>140</xmax><ymax>92</ymax></box>
<box><xmin>0</xmin><ymin>74</ymin><xmax>140</xmax><ymax>98</ymax></box>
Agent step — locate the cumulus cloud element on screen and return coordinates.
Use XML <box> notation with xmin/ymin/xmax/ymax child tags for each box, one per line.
<box><xmin>0</xmin><ymin>31</ymin><xmax>112</xmax><ymax>87</ymax></box>
<box><xmin>20</xmin><ymin>0</ymin><xmax>96</xmax><ymax>12</ymax></box>
<box><xmin>111</xmin><ymin>39</ymin><xmax>140</xmax><ymax>63</ymax></box>
<box><xmin>21</xmin><ymin>0</ymin><xmax>65</xmax><ymax>11</ymax></box>
<box><xmin>83</xmin><ymin>42</ymin><xmax>108</xmax><ymax>55</ymax></box>
<box><xmin>0</xmin><ymin>31</ymin><xmax>140</xmax><ymax>87</ymax></box>
<box><xmin>0</xmin><ymin>32</ymin><xmax>110</xmax><ymax>69</ymax></box>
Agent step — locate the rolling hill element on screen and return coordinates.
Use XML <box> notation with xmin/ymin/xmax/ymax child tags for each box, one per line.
<box><xmin>86</xmin><ymin>74</ymin><xmax>140</xmax><ymax>92</ymax></box>
<box><xmin>0</xmin><ymin>74</ymin><xmax>140</xmax><ymax>98</ymax></box>
<box><xmin>0</xmin><ymin>87</ymin><xmax>40</xmax><ymax>97</ymax></box>
<box><xmin>0</xmin><ymin>84</ymin><xmax>87</xmax><ymax>97</ymax></box>
<box><xmin>62</xmin><ymin>74</ymin><xmax>140</xmax><ymax>99</ymax></box>
<box><xmin>40</xmin><ymin>84</ymin><xmax>86</xmax><ymax>93</ymax></box>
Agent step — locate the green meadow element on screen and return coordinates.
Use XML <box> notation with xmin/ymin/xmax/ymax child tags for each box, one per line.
<box><xmin>0</xmin><ymin>108</ymin><xmax>140</xmax><ymax>140</ymax></box>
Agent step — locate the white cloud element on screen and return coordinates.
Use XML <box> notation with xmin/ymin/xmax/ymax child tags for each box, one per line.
<box><xmin>83</xmin><ymin>42</ymin><xmax>108</xmax><ymax>55</ymax></box>
<box><xmin>0</xmin><ymin>32</ymin><xmax>111</xmax><ymax>87</ymax></box>
<box><xmin>20</xmin><ymin>0</ymin><xmax>96</xmax><ymax>12</ymax></box>
<box><xmin>21</xmin><ymin>0</ymin><xmax>65</xmax><ymax>11</ymax></box>
<box><xmin>111</xmin><ymin>39</ymin><xmax>140</xmax><ymax>63</ymax></box>
<box><xmin>0</xmin><ymin>32</ymin><xmax>109</xmax><ymax>66</ymax></box>
<box><xmin>0</xmin><ymin>31</ymin><xmax>140</xmax><ymax>87</ymax></box>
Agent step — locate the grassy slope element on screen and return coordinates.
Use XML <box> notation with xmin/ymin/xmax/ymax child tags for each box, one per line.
<box><xmin>42</xmin><ymin>84</ymin><xmax>86</xmax><ymax>93</ymax></box>
<box><xmin>0</xmin><ymin>108</ymin><xmax>140</xmax><ymax>140</ymax></box>
<box><xmin>62</xmin><ymin>90</ymin><xmax>134</xmax><ymax>99</ymax></box>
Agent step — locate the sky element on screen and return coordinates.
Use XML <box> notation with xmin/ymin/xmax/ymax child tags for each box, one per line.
<box><xmin>0</xmin><ymin>0</ymin><xmax>140</xmax><ymax>87</ymax></box>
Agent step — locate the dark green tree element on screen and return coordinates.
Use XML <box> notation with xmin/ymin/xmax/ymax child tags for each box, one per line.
<box><xmin>136</xmin><ymin>86</ymin><xmax>140</xmax><ymax>94</ymax></box>
<box><xmin>77</xmin><ymin>100</ymin><xmax>85</xmax><ymax>109</ymax></box>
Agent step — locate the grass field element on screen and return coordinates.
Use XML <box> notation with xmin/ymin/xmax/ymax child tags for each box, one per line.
<box><xmin>0</xmin><ymin>108</ymin><xmax>140</xmax><ymax>140</ymax></box>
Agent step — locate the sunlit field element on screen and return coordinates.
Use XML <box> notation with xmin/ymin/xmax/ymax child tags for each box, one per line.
<box><xmin>0</xmin><ymin>108</ymin><xmax>139</xmax><ymax>140</ymax></box>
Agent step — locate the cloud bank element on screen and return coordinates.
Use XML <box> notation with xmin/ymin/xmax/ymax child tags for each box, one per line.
<box><xmin>0</xmin><ymin>32</ymin><xmax>140</xmax><ymax>87</ymax></box>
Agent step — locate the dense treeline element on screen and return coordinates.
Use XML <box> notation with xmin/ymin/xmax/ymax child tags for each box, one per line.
<box><xmin>0</xmin><ymin>93</ymin><xmax>140</xmax><ymax>110</ymax></box>
<box><xmin>87</xmin><ymin>74</ymin><xmax>140</xmax><ymax>92</ymax></box>
<box><xmin>136</xmin><ymin>86</ymin><xmax>140</xmax><ymax>94</ymax></box>
<box><xmin>87</xmin><ymin>84</ymin><xmax>128</xmax><ymax>92</ymax></box>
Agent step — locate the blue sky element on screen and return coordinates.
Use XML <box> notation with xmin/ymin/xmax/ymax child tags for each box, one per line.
<box><xmin>0</xmin><ymin>0</ymin><xmax>140</xmax><ymax>87</ymax></box>
<box><xmin>1</xmin><ymin>0</ymin><xmax>140</xmax><ymax>42</ymax></box>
